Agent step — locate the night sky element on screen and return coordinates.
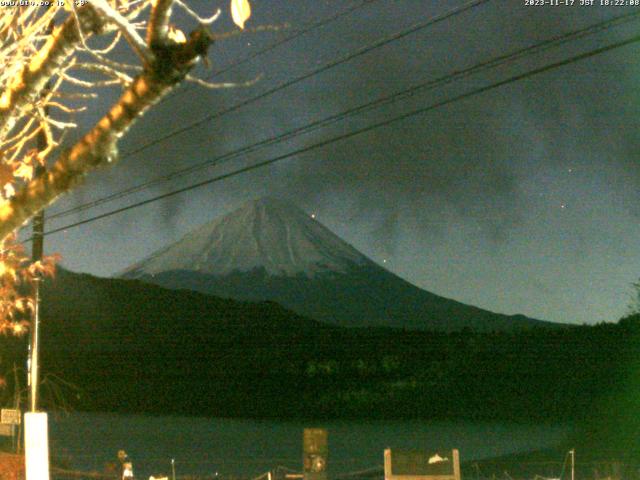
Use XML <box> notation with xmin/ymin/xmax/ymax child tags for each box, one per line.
<box><xmin>28</xmin><ymin>0</ymin><xmax>640</xmax><ymax>325</ymax></box>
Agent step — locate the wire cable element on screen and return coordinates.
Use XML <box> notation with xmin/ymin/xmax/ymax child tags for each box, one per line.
<box><xmin>45</xmin><ymin>10</ymin><xmax>640</xmax><ymax>222</ymax></box>
<box><xmin>160</xmin><ymin>0</ymin><xmax>383</xmax><ymax>105</ymax></box>
<box><xmin>120</xmin><ymin>0</ymin><xmax>492</xmax><ymax>159</ymax></box>
<box><xmin>29</xmin><ymin>32</ymin><xmax>640</xmax><ymax>241</ymax></box>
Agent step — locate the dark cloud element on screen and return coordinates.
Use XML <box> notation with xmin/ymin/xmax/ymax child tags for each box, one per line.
<box><xmin>43</xmin><ymin>0</ymin><xmax>640</xmax><ymax>323</ymax></box>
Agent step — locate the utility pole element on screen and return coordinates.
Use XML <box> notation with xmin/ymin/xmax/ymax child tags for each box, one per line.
<box><xmin>24</xmin><ymin>16</ymin><xmax>53</xmax><ymax>480</ymax></box>
<box><xmin>28</xmin><ymin>105</ymin><xmax>46</xmax><ymax>414</ymax></box>
<box><xmin>24</xmin><ymin>79</ymin><xmax>50</xmax><ymax>480</ymax></box>
<box><xmin>24</xmin><ymin>91</ymin><xmax>50</xmax><ymax>480</ymax></box>
<box><xmin>28</xmin><ymin>8</ymin><xmax>54</xmax><ymax>415</ymax></box>
<box><xmin>570</xmin><ymin>449</ymin><xmax>575</xmax><ymax>480</ymax></box>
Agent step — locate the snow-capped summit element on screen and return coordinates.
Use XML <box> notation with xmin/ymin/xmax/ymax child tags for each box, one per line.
<box><xmin>124</xmin><ymin>197</ymin><xmax>372</xmax><ymax>278</ymax></box>
<box><xmin>122</xmin><ymin>197</ymin><xmax>555</xmax><ymax>331</ymax></box>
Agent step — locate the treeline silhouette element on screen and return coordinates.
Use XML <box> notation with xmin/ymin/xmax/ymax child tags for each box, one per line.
<box><xmin>0</xmin><ymin>269</ymin><xmax>637</xmax><ymax>457</ymax></box>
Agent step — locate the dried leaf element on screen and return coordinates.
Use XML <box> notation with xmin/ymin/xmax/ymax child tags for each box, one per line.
<box><xmin>15</xmin><ymin>297</ymin><xmax>34</xmax><ymax>313</ymax></box>
<box><xmin>0</xmin><ymin>163</ymin><xmax>13</xmax><ymax>186</ymax></box>
<box><xmin>11</xmin><ymin>321</ymin><xmax>28</xmax><ymax>336</ymax></box>
<box><xmin>27</xmin><ymin>258</ymin><xmax>57</xmax><ymax>279</ymax></box>
<box><xmin>3</xmin><ymin>183</ymin><xmax>15</xmax><ymax>199</ymax></box>
<box><xmin>13</xmin><ymin>162</ymin><xmax>33</xmax><ymax>181</ymax></box>
<box><xmin>0</xmin><ymin>262</ymin><xmax>17</xmax><ymax>283</ymax></box>
<box><xmin>230</xmin><ymin>0</ymin><xmax>251</xmax><ymax>29</ymax></box>
<box><xmin>168</xmin><ymin>26</ymin><xmax>186</xmax><ymax>44</ymax></box>
<box><xmin>40</xmin><ymin>261</ymin><xmax>56</xmax><ymax>278</ymax></box>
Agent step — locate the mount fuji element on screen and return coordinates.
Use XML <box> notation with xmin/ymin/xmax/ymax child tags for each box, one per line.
<box><xmin>121</xmin><ymin>197</ymin><xmax>555</xmax><ymax>331</ymax></box>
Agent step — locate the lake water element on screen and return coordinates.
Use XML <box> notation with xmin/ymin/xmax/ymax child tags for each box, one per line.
<box><xmin>48</xmin><ymin>413</ymin><xmax>571</xmax><ymax>479</ymax></box>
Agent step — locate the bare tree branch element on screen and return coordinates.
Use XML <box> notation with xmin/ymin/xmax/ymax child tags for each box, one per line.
<box><xmin>174</xmin><ymin>1</ymin><xmax>221</xmax><ymax>25</ymax></box>
<box><xmin>0</xmin><ymin>5</ymin><xmax>105</xmax><ymax>141</ymax></box>
<box><xmin>90</xmin><ymin>0</ymin><xmax>154</xmax><ymax>65</ymax></box>
<box><xmin>147</xmin><ymin>0</ymin><xmax>175</xmax><ymax>46</ymax></box>
<box><xmin>185</xmin><ymin>72</ymin><xmax>262</xmax><ymax>89</ymax></box>
<box><xmin>0</xmin><ymin>0</ymin><xmax>257</xmax><ymax>335</ymax></box>
<box><xmin>0</xmin><ymin>27</ymin><xmax>213</xmax><ymax>240</ymax></box>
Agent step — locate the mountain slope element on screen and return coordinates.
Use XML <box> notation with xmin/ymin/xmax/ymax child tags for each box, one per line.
<box><xmin>122</xmin><ymin>197</ymin><xmax>556</xmax><ymax>331</ymax></box>
<box><xmin>21</xmin><ymin>268</ymin><xmax>608</xmax><ymax>423</ymax></box>
<box><xmin>36</xmin><ymin>267</ymin><xmax>332</xmax><ymax>416</ymax></box>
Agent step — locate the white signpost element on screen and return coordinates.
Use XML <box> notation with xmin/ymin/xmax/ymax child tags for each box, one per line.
<box><xmin>25</xmin><ymin>412</ymin><xmax>49</xmax><ymax>480</ymax></box>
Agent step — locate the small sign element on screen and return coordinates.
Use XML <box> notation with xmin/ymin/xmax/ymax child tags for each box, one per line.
<box><xmin>384</xmin><ymin>449</ymin><xmax>460</xmax><ymax>480</ymax></box>
<box><xmin>303</xmin><ymin>429</ymin><xmax>328</xmax><ymax>480</ymax></box>
<box><xmin>1</xmin><ymin>409</ymin><xmax>20</xmax><ymax>425</ymax></box>
<box><xmin>0</xmin><ymin>424</ymin><xmax>14</xmax><ymax>436</ymax></box>
<box><xmin>303</xmin><ymin>429</ymin><xmax>327</xmax><ymax>456</ymax></box>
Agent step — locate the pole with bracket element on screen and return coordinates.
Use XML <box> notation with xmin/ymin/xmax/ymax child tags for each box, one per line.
<box><xmin>24</xmin><ymin>15</ymin><xmax>53</xmax><ymax>480</ymax></box>
<box><xmin>570</xmin><ymin>449</ymin><xmax>575</xmax><ymax>480</ymax></box>
<box><xmin>24</xmin><ymin>120</ymin><xmax>50</xmax><ymax>480</ymax></box>
<box><xmin>28</xmin><ymin>103</ymin><xmax>46</xmax><ymax>414</ymax></box>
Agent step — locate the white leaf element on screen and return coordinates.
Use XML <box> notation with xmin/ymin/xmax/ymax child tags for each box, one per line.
<box><xmin>168</xmin><ymin>26</ymin><xmax>187</xmax><ymax>44</ymax></box>
<box><xmin>3</xmin><ymin>183</ymin><xmax>15</xmax><ymax>199</ymax></box>
<box><xmin>13</xmin><ymin>162</ymin><xmax>34</xmax><ymax>182</ymax></box>
<box><xmin>230</xmin><ymin>0</ymin><xmax>251</xmax><ymax>29</ymax></box>
<box><xmin>428</xmin><ymin>454</ymin><xmax>449</xmax><ymax>465</ymax></box>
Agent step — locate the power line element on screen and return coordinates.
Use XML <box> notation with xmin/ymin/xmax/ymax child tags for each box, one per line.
<box><xmin>46</xmin><ymin>10</ymin><xmax>640</xmax><ymax>222</ymax></box>
<box><xmin>120</xmin><ymin>0</ymin><xmax>492</xmax><ymax>159</ymax></box>
<box><xmin>31</xmin><ymin>31</ymin><xmax>640</xmax><ymax>241</ymax></box>
<box><xmin>160</xmin><ymin>0</ymin><xmax>382</xmax><ymax>105</ymax></box>
<box><xmin>44</xmin><ymin>0</ymin><xmax>494</xmax><ymax>221</ymax></box>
